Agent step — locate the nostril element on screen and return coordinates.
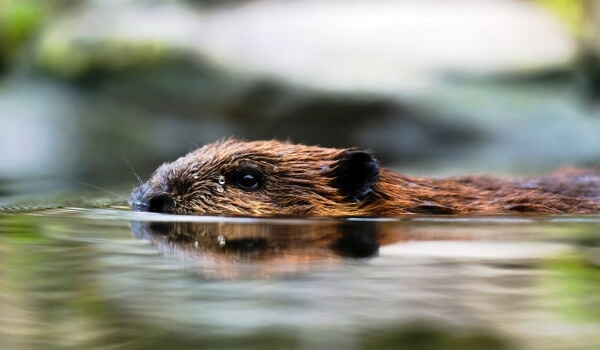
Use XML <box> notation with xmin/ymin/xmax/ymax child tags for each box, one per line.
<box><xmin>147</xmin><ymin>194</ymin><xmax>175</xmax><ymax>213</ymax></box>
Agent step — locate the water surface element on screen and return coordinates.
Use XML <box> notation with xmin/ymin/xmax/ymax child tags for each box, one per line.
<box><xmin>1</xmin><ymin>206</ymin><xmax>599</xmax><ymax>349</ymax></box>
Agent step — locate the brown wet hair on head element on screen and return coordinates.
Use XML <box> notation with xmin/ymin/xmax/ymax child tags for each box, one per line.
<box><xmin>130</xmin><ymin>139</ymin><xmax>380</xmax><ymax>216</ymax></box>
<box><xmin>130</xmin><ymin>139</ymin><xmax>600</xmax><ymax>216</ymax></box>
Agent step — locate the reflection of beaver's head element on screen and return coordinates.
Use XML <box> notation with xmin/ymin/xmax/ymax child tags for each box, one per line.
<box><xmin>130</xmin><ymin>219</ymin><xmax>381</xmax><ymax>262</ymax></box>
<box><xmin>130</xmin><ymin>139</ymin><xmax>600</xmax><ymax>216</ymax></box>
<box><xmin>130</xmin><ymin>139</ymin><xmax>380</xmax><ymax>216</ymax></box>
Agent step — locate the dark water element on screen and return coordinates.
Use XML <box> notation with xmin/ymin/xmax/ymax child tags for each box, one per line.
<box><xmin>1</xmin><ymin>205</ymin><xmax>600</xmax><ymax>350</ymax></box>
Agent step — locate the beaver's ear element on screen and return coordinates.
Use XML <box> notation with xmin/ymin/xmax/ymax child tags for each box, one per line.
<box><xmin>332</xmin><ymin>150</ymin><xmax>380</xmax><ymax>202</ymax></box>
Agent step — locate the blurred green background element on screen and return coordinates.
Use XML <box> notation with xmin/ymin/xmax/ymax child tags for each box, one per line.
<box><xmin>1</xmin><ymin>0</ymin><xmax>599</xmax><ymax>199</ymax></box>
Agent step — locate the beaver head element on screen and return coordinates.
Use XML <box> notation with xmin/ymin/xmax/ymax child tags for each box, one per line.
<box><xmin>130</xmin><ymin>139</ymin><xmax>380</xmax><ymax>216</ymax></box>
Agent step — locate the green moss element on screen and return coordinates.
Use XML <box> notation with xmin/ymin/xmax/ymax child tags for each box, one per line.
<box><xmin>0</xmin><ymin>0</ymin><xmax>47</xmax><ymax>65</ymax></box>
<box><xmin>36</xmin><ymin>33</ymin><xmax>175</xmax><ymax>79</ymax></box>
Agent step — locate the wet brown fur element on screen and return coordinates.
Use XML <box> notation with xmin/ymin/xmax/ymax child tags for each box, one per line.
<box><xmin>131</xmin><ymin>139</ymin><xmax>600</xmax><ymax>216</ymax></box>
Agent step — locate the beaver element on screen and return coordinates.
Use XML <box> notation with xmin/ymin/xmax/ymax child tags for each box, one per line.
<box><xmin>129</xmin><ymin>139</ymin><xmax>600</xmax><ymax>216</ymax></box>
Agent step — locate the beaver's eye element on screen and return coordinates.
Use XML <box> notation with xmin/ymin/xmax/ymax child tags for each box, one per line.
<box><xmin>234</xmin><ymin>167</ymin><xmax>262</xmax><ymax>191</ymax></box>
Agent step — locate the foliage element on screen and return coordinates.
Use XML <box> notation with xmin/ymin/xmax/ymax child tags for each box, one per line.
<box><xmin>0</xmin><ymin>0</ymin><xmax>47</xmax><ymax>67</ymax></box>
<box><xmin>535</xmin><ymin>0</ymin><xmax>586</xmax><ymax>35</ymax></box>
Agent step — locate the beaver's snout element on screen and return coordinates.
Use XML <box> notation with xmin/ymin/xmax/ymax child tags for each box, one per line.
<box><xmin>130</xmin><ymin>183</ymin><xmax>176</xmax><ymax>214</ymax></box>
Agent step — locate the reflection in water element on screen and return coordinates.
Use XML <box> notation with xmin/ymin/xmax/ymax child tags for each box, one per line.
<box><xmin>2</xmin><ymin>210</ymin><xmax>600</xmax><ymax>349</ymax></box>
<box><xmin>130</xmin><ymin>219</ymin><xmax>381</xmax><ymax>277</ymax></box>
<box><xmin>130</xmin><ymin>217</ymin><xmax>514</xmax><ymax>264</ymax></box>
<box><xmin>128</xmin><ymin>216</ymin><xmax>570</xmax><ymax>278</ymax></box>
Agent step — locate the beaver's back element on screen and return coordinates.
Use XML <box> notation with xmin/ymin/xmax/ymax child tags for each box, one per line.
<box><xmin>371</xmin><ymin>168</ymin><xmax>600</xmax><ymax>215</ymax></box>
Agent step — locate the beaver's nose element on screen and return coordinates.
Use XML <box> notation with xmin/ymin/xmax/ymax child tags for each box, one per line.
<box><xmin>145</xmin><ymin>194</ymin><xmax>175</xmax><ymax>213</ymax></box>
<box><xmin>130</xmin><ymin>184</ymin><xmax>175</xmax><ymax>214</ymax></box>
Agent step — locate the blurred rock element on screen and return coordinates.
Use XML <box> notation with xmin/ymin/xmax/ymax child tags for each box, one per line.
<box><xmin>36</xmin><ymin>0</ymin><xmax>576</xmax><ymax>93</ymax></box>
<box><xmin>84</xmin><ymin>62</ymin><xmax>482</xmax><ymax>157</ymax></box>
<box><xmin>193</xmin><ymin>0</ymin><xmax>576</xmax><ymax>94</ymax></box>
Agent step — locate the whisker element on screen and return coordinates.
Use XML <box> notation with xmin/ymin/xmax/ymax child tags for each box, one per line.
<box><xmin>118</xmin><ymin>151</ymin><xmax>143</xmax><ymax>185</ymax></box>
<box><xmin>79</xmin><ymin>182</ymin><xmax>128</xmax><ymax>201</ymax></box>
